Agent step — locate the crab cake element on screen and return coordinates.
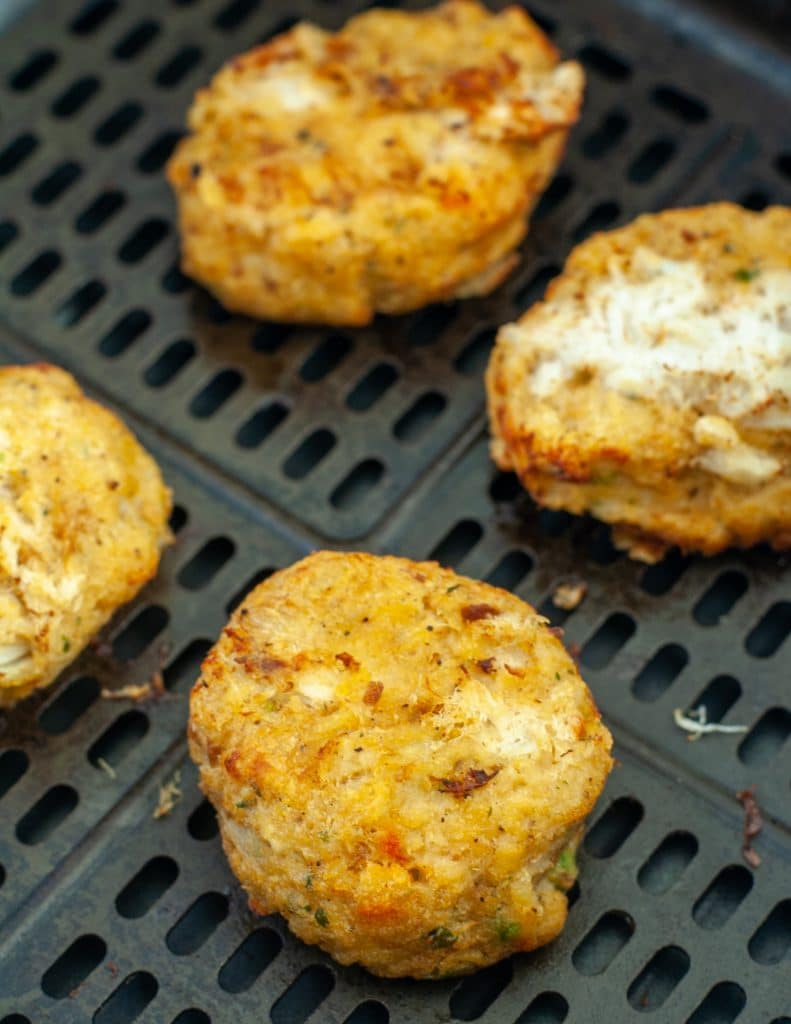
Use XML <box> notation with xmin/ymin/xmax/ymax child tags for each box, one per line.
<box><xmin>487</xmin><ymin>203</ymin><xmax>791</xmax><ymax>561</ymax></box>
<box><xmin>167</xmin><ymin>0</ymin><xmax>584</xmax><ymax>326</ymax></box>
<box><xmin>0</xmin><ymin>364</ymin><xmax>172</xmax><ymax>706</ymax></box>
<box><xmin>189</xmin><ymin>551</ymin><xmax>612</xmax><ymax>978</ymax></box>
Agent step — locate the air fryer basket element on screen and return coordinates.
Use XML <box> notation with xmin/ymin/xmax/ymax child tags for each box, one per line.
<box><xmin>0</xmin><ymin>1</ymin><xmax>789</xmax><ymax>1022</ymax></box>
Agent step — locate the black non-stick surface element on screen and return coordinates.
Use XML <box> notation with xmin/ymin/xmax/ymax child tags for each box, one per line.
<box><xmin>0</xmin><ymin>1</ymin><xmax>789</xmax><ymax>1022</ymax></box>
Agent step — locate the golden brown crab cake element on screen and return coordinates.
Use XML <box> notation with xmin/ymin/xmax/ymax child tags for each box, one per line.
<box><xmin>0</xmin><ymin>364</ymin><xmax>172</xmax><ymax>706</ymax></box>
<box><xmin>189</xmin><ymin>551</ymin><xmax>612</xmax><ymax>978</ymax></box>
<box><xmin>167</xmin><ymin>0</ymin><xmax>584</xmax><ymax>325</ymax></box>
<box><xmin>487</xmin><ymin>203</ymin><xmax>791</xmax><ymax>561</ymax></box>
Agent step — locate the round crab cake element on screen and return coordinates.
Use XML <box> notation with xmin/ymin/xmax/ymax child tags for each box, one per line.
<box><xmin>189</xmin><ymin>551</ymin><xmax>612</xmax><ymax>978</ymax></box>
<box><xmin>487</xmin><ymin>203</ymin><xmax>791</xmax><ymax>561</ymax></box>
<box><xmin>166</xmin><ymin>0</ymin><xmax>584</xmax><ymax>326</ymax></box>
<box><xmin>0</xmin><ymin>364</ymin><xmax>172</xmax><ymax>706</ymax></box>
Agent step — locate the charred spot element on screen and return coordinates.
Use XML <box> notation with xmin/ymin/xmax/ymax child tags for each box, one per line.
<box><xmin>316</xmin><ymin>738</ymin><xmax>338</xmax><ymax>764</ymax></box>
<box><xmin>358</xmin><ymin>902</ymin><xmax>402</xmax><ymax>923</ymax></box>
<box><xmin>350</xmin><ymin>841</ymin><xmax>371</xmax><ymax>871</ymax></box>
<box><xmin>258</xmin><ymin>139</ymin><xmax>285</xmax><ymax>157</ymax></box>
<box><xmin>260</xmin><ymin>656</ymin><xmax>286</xmax><ymax>673</ymax></box>
<box><xmin>447</xmin><ymin>65</ymin><xmax>498</xmax><ymax>100</ymax></box>
<box><xmin>217</xmin><ymin>174</ymin><xmax>243</xmax><ymax>202</ymax></box>
<box><xmin>374</xmin><ymin>74</ymin><xmax>399</xmax><ymax>98</ymax></box>
<box><xmin>324</xmin><ymin>36</ymin><xmax>353</xmax><ymax>58</ymax></box>
<box><xmin>378</xmin><ymin>830</ymin><xmax>409</xmax><ymax>864</ymax></box>
<box><xmin>363</xmin><ymin>681</ymin><xmax>383</xmax><ymax>705</ymax></box>
<box><xmin>476</xmin><ymin>658</ymin><xmax>496</xmax><ymax>673</ymax></box>
<box><xmin>681</xmin><ymin>228</ymin><xmax>696</xmax><ymax>243</ymax></box>
<box><xmin>461</xmin><ymin>603</ymin><xmax>500</xmax><ymax>622</ymax></box>
<box><xmin>440</xmin><ymin>188</ymin><xmax>471</xmax><ymax>209</ymax></box>
<box><xmin>224</xmin><ymin>750</ymin><xmax>243</xmax><ymax>779</ymax></box>
<box><xmin>190</xmin><ymin>162</ymin><xmax>202</xmax><ymax>179</ymax></box>
<box><xmin>224</xmin><ymin>627</ymin><xmax>249</xmax><ymax>655</ymax></box>
<box><xmin>598</xmin><ymin>446</ymin><xmax>629</xmax><ymax>464</ymax></box>
<box><xmin>335</xmin><ymin>651</ymin><xmax>360</xmax><ymax>670</ymax></box>
<box><xmin>249</xmin><ymin>41</ymin><xmax>299</xmax><ymax>69</ymax></box>
<box><xmin>549</xmin><ymin>462</ymin><xmax>592</xmax><ymax>483</ymax></box>
<box><xmin>433</xmin><ymin>765</ymin><xmax>501</xmax><ymax>797</ymax></box>
<box><xmin>498</xmin><ymin>51</ymin><xmax>520</xmax><ymax>78</ymax></box>
<box><xmin>107</xmin><ymin>479</ymin><xmax>119</xmax><ymax>490</ymax></box>
<box><xmin>206</xmin><ymin>739</ymin><xmax>223</xmax><ymax>764</ymax></box>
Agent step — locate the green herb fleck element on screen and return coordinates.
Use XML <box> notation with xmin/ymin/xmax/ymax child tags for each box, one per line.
<box><xmin>734</xmin><ymin>267</ymin><xmax>759</xmax><ymax>282</ymax></box>
<box><xmin>494</xmin><ymin>919</ymin><xmax>521</xmax><ymax>942</ymax></box>
<box><xmin>446</xmin><ymin>584</ymin><xmax>461</xmax><ymax>593</ymax></box>
<box><xmin>236</xmin><ymin>798</ymin><xmax>254</xmax><ymax>809</ymax></box>
<box><xmin>555</xmin><ymin>672</ymin><xmax>561</xmax><ymax>681</ymax></box>
<box><xmin>265</xmin><ymin>698</ymin><xmax>279</xmax><ymax>712</ymax></box>
<box><xmin>427</xmin><ymin>926</ymin><xmax>458</xmax><ymax>948</ymax></box>
<box><xmin>315</xmin><ymin>907</ymin><xmax>329</xmax><ymax>927</ymax></box>
<box><xmin>305</xmin><ymin>874</ymin><xmax>313</xmax><ymax>889</ymax></box>
<box><xmin>319</xmin><ymin>829</ymin><xmax>330</xmax><ymax>842</ymax></box>
<box><xmin>547</xmin><ymin>845</ymin><xmax>578</xmax><ymax>891</ymax></box>
<box><xmin>61</xmin><ymin>636</ymin><xmax>71</xmax><ymax>653</ymax></box>
<box><xmin>591</xmin><ymin>469</ymin><xmax>618</xmax><ymax>486</ymax></box>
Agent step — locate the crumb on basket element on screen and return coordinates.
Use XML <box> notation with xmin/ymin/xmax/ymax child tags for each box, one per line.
<box><xmin>736</xmin><ymin>786</ymin><xmax>763</xmax><ymax>869</ymax></box>
<box><xmin>552</xmin><ymin>580</ymin><xmax>588</xmax><ymax>611</ymax></box>
<box><xmin>102</xmin><ymin>671</ymin><xmax>166</xmax><ymax>703</ymax></box>
<box><xmin>96</xmin><ymin>756</ymin><xmax>117</xmax><ymax>779</ymax></box>
<box><xmin>673</xmin><ymin>706</ymin><xmax>748</xmax><ymax>742</ymax></box>
<box><xmin>153</xmin><ymin>770</ymin><xmax>182</xmax><ymax>819</ymax></box>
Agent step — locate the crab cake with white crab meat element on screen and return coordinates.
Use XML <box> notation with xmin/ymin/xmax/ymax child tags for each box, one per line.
<box><xmin>189</xmin><ymin>551</ymin><xmax>612</xmax><ymax>978</ymax></box>
<box><xmin>167</xmin><ymin>0</ymin><xmax>584</xmax><ymax>325</ymax></box>
<box><xmin>487</xmin><ymin>203</ymin><xmax>791</xmax><ymax>561</ymax></box>
<box><xmin>0</xmin><ymin>364</ymin><xmax>172</xmax><ymax>706</ymax></box>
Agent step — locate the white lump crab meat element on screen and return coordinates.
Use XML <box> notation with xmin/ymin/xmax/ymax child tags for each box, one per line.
<box><xmin>486</xmin><ymin>203</ymin><xmax>791</xmax><ymax>560</ymax></box>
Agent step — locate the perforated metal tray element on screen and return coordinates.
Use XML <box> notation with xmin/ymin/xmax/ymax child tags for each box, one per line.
<box><xmin>0</xmin><ymin>1</ymin><xmax>789</xmax><ymax>1022</ymax></box>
